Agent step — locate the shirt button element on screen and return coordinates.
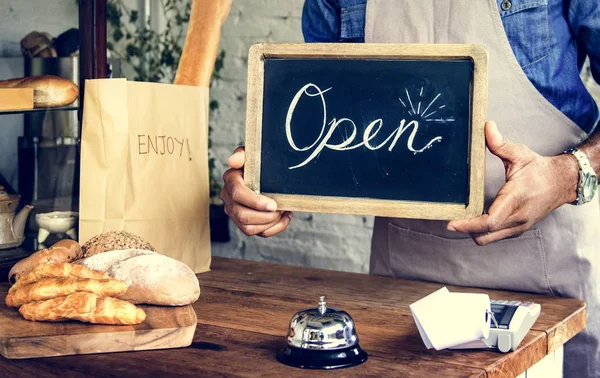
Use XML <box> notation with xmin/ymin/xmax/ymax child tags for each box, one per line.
<box><xmin>501</xmin><ymin>0</ymin><xmax>512</xmax><ymax>11</ymax></box>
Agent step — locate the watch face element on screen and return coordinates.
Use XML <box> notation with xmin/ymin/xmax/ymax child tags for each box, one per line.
<box><xmin>583</xmin><ymin>175</ymin><xmax>598</xmax><ymax>201</ymax></box>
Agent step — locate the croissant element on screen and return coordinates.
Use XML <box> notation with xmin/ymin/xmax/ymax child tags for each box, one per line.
<box><xmin>9</xmin><ymin>263</ymin><xmax>109</xmax><ymax>294</ymax></box>
<box><xmin>19</xmin><ymin>293</ymin><xmax>146</xmax><ymax>325</ymax></box>
<box><xmin>5</xmin><ymin>277</ymin><xmax>128</xmax><ymax>308</ymax></box>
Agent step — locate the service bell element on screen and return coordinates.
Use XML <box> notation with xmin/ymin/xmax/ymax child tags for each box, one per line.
<box><xmin>277</xmin><ymin>296</ymin><xmax>368</xmax><ymax>369</ymax></box>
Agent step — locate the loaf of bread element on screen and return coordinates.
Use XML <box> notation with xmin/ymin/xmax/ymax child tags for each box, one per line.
<box><xmin>75</xmin><ymin>249</ymin><xmax>157</xmax><ymax>272</ymax></box>
<box><xmin>0</xmin><ymin>75</ymin><xmax>78</xmax><ymax>108</ymax></box>
<box><xmin>9</xmin><ymin>263</ymin><xmax>109</xmax><ymax>294</ymax></box>
<box><xmin>19</xmin><ymin>293</ymin><xmax>146</xmax><ymax>325</ymax></box>
<box><xmin>9</xmin><ymin>240</ymin><xmax>83</xmax><ymax>285</ymax></box>
<box><xmin>81</xmin><ymin>231</ymin><xmax>156</xmax><ymax>258</ymax></box>
<box><xmin>174</xmin><ymin>0</ymin><xmax>232</xmax><ymax>87</ymax></box>
<box><xmin>109</xmin><ymin>254</ymin><xmax>200</xmax><ymax>305</ymax></box>
<box><xmin>5</xmin><ymin>277</ymin><xmax>128</xmax><ymax>308</ymax></box>
<box><xmin>78</xmin><ymin>249</ymin><xmax>200</xmax><ymax>306</ymax></box>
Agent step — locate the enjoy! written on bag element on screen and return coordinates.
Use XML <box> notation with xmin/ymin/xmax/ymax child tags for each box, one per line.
<box><xmin>79</xmin><ymin>78</ymin><xmax>211</xmax><ymax>273</ymax></box>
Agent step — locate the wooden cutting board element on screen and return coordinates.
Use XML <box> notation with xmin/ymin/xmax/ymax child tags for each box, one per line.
<box><xmin>0</xmin><ymin>284</ymin><xmax>197</xmax><ymax>359</ymax></box>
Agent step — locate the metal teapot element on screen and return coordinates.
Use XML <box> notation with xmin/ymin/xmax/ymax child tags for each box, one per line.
<box><xmin>277</xmin><ymin>296</ymin><xmax>368</xmax><ymax>369</ymax></box>
<box><xmin>0</xmin><ymin>186</ymin><xmax>33</xmax><ymax>249</ymax></box>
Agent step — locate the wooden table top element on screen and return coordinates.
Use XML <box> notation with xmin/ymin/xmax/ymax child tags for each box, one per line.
<box><xmin>0</xmin><ymin>257</ymin><xmax>586</xmax><ymax>377</ymax></box>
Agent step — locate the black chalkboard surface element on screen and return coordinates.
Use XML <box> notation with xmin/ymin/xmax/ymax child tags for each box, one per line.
<box><xmin>245</xmin><ymin>44</ymin><xmax>488</xmax><ymax>220</ymax></box>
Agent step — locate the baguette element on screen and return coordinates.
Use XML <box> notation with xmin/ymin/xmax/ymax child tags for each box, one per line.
<box><xmin>8</xmin><ymin>240</ymin><xmax>83</xmax><ymax>285</ymax></box>
<box><xmin>0</xmin><ymin>75</ymin><xmax>78</xmax><ymax>108</ymax></box>
<box><xmin>19</xmin><ymin>293</ymin><xmax>146</xmax><ymax>325</ymax></box>
<box><xmin>174</xmin><ymin>0</ymin><xmax>232</xmax><ymax>87</ymax></box>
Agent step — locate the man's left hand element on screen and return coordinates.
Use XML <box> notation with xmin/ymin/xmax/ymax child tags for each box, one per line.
<box><xmin>447</xmin><ymin>121</ymin><xmax>579</xmax><ymax>246</ymax></box>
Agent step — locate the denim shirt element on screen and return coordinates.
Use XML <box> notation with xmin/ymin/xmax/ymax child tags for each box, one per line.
<box><xmin>302</xmin><ymin>0</ymin><xmax>600</xmax><ymax>133</ymax></box>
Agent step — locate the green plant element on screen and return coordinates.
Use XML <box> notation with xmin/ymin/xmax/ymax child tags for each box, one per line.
<box><xmin>106</xmin><ymin>0</ymin><xmax>189</xmax><ymax>82</ymax></box>
<box><xmin>107</xmin><ymin>0</ymin><xmax>225</xmax><ymax>200</ymax></box>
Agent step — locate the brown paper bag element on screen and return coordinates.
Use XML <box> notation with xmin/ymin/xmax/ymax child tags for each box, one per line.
<box><xmin>79</xmin><ymin>78</ymin><xmax>211</xmax><ymax>273</ymax></box>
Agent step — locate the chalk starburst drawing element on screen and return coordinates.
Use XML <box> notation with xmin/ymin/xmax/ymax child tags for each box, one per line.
<box><xmin>398</xmin><ymin>86</ymin><xmax>455</xmax><ymax>124</ymax></box>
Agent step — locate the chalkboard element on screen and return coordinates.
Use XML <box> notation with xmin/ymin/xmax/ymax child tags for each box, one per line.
<box><xmin>244</xmin><ymin>44</ymin><xmax>488</xmax><ymax>220</ymax></box>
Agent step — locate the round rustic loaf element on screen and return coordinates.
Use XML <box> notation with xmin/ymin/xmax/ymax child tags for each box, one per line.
<box><xmin>82</xmin><ymin>231</ymin><xmax>156</xmax><ymax>258</ymax></box>
<box><xmin>77</xmin><ymin>249</ymin><xmax>200</xmax><ymax>306</ymax></box>
<box><xmin>108</xmin><ymin>254</ymin><xmax>200</xmax><ymax>306</ymax></box>
<box><xmin>75</xmin><ymin>249</ymin><xmax>157</xmax><ymax>272</ymax></box>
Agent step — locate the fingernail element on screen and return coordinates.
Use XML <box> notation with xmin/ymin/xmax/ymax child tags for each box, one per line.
<box><xmin>287</xmin><ymin>212</ymin><xmax>294</xmax><ymax>219</ymax></box>
<box><xmin>266</xmin><ymin>202</ymin><xmax>277</xmax><ymax>211</ymax></box>
<box><xmin>447</xmin><ymin>225</ymin><xmax>456</xmax><ymax>232</ymax></box>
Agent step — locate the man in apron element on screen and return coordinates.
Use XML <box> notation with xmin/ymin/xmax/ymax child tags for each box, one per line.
<box><xmin>221</xmin><ymin>1</ymin><xmax>600</xmax><ymax>376</ymax></box>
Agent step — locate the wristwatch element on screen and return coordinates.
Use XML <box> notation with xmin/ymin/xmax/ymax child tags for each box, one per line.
<box><xmin>564</xmin><ymin>148</ymin><xmax>598</xmax><ymax>205</ymax></box>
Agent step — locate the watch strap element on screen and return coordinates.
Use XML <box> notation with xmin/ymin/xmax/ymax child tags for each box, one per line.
<box><xmin>565</xmin><ymin>148</ymin><xmax>596</xmax><ymax>205</ymax></box>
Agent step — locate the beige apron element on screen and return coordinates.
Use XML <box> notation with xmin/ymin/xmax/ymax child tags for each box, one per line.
<box><xmin>366</xmin><ymin>1</ymin><xmax>600</xmax><ymax>376</ymax></box>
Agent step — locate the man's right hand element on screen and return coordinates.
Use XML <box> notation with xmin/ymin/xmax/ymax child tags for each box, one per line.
<box><xmin>220</xmin><ymin>147</ymin><xmax>294</xmax><ymax>238</ymax></box>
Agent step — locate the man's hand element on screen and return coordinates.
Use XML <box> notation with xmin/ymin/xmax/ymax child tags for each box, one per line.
<box><xmin>447</xmin><ymin>121</ymin><xmax>579</xmax><ymax>246</ymax></box>
<box><xmin>220</xmin><ymin>147</ymin><xmax>294</xmax><ymax>238</ymax></box>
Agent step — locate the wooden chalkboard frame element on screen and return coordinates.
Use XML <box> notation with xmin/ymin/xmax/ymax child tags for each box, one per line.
<box><xmin>244</xmin><ymin>43</ymin><xmax>488</xmax><ymax>220</ymax></box>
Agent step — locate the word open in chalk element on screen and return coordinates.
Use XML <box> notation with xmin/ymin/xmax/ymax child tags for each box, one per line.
<box><xmin>284</xmin><ymin>83</ymin><xmax>456</xmax><ymax>170</ymax></box>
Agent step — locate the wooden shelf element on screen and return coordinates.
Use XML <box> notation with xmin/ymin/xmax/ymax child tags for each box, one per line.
<box><xmin>0</xmin><ymin>106</ymin><xmax>78</xmax><ymax>116</ymax></box>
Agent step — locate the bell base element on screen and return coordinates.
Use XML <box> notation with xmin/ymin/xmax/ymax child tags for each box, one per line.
<box><xmin>276</xmin><ymin>345</ymin><xmax>368</xmax><ymax>370</ymax></box>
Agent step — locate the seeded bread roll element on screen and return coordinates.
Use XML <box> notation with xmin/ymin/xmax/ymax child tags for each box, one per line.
<box><xmin>82</xmin><ymin>231</ymin><xmax>156</xmax><ymax>258</ymax></box>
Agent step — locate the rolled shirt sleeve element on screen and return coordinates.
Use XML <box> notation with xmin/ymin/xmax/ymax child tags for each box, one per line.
<box><xmin>302</xmin><ymin>0</ymin><xmax>341</xmax><ymax>42</ymax></box>
<box><xmin>569</xmin><ymin>0</ymin><xmax>600</xmax><ymax>84</ymax></box>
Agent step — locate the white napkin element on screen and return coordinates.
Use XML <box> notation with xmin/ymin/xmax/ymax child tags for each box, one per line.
<box><xmin>410</xmin><ymin>287</ymin><xmax>491</xmax><ymax>350</ymax></box>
